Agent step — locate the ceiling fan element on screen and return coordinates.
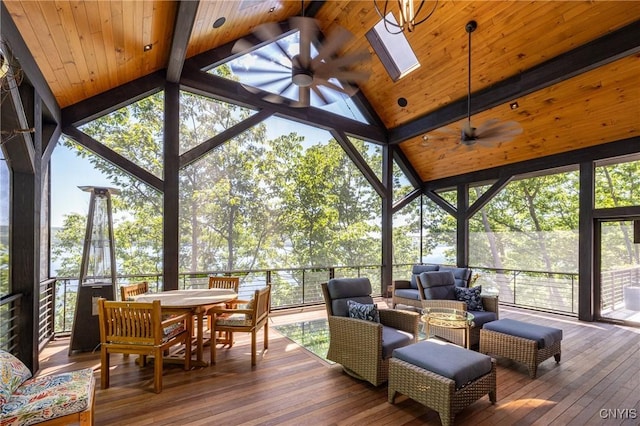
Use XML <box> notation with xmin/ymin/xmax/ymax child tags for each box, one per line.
<box><xmin>230</xmin><ymin>16</ymin><xmax>370</xmax><ymax>108</ymax></box>
<box><xmin>423</xmin><ymin>20</ymin><xmax>522</xmax><ymax>149</ymax></box>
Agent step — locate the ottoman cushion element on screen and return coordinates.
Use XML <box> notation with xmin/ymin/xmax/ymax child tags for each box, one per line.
<box><xmin>483</xmin><ymin>319</ymin><xmax>562</xmax><ymax>349</ymax></box>
<box><xmin>392</xmin><ymin>340</ymin><xmax>492</xmax><ymax>389</ymax></box>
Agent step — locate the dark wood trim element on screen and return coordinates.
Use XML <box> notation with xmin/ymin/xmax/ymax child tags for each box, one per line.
<box><xmin>41</xmin><ymin>123</ymin><xmax>61</xmax><ymax>166</ymax></box>
<box><xmin>456</xmin><ymin>184</ymin><xmax>469</xmax><ymax>267</ymax></box>
<box><xmin>180</xmin><ymin>63</ymin><xmax>387</xmax><ymax>143</ymax></box>
<box><xmin>331</xmin><ymin>129</ymin><xmax>385</xmax><ymax>197</ymax></box>
<box><xmin>579</xmin><ymin>162</ymin><xmax>595</xmax><ymax>322</ymax></box>
<box><xmin>11</xmin><ymin>171</ymin><xmax>37</xmax><ymax>371</ymax></box>
<box><xmin>424</xmin><ymin>137</ymin><xmax>640</xmax><ymax>190</ymax></box>
<box><xmin>61</xmin><ymin>72</ymin><xmax>165</xmax><ymax>127</ymax></box>
<box><xmin>392</xmin><ymin>187</ymin><xmax>422</xmax><ymax>214</ymax></box>
<box><xmin>163</xmin><ymin>83</ymin><xmax>180</xmax><ymax>291</ymax></box>
<box><xmin>179</xmin><ymin>109</ymin><xmax>274</xmax><ymax>168</ymax></box>
<box><xmin>593</xmin><ymin>206</ymin><xmax>640</xmax><ymax>219</ymax></box>
<box><xmin>425</xmin><ymin>189</ymin><xmax>456</xmax><ymax>217</ymax></box>
<box><xmin>1</xmin><ymin>2</ymin><xmax>60</xmax><ymax>124</ymax></box>
<box><xmin>62</xmin><ymin>126</ymin><xmax>163</xmax><ymax>192</ymax></box>
<box><xmin>466</xmin><ymin>176</ymin><xmax>513</xmax><ymax>219</ymax></box>
<box><xmin>389</xmin><ymin>20</ymin><xmax>640</xmax><ymax>144</ymax></box>
<box><xmin>392</xmin><ymin>147</ymin><xmax>422</xmax><ymax>189</ymax></box>
<box><xmin>381</xmin><ymin>144</ymin><xmax>393</xmax><ymax>291</ymax></box>
<box><xmin>166</xmin><ymin>1</ymin><xmax>199</xmax><ymax>83</ymax></box>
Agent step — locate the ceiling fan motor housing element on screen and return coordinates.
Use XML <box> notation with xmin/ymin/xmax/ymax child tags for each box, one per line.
<box><xmin>292</xmin><ymin>55</ymin><xmax>313</xmax><ymax>87</ymax></box>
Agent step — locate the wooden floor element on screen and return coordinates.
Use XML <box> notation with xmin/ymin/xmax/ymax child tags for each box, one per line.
<box><xmin>39</xmin><ymin>304</ymin><xmax>640</xmax><ymax>426</ymax></box>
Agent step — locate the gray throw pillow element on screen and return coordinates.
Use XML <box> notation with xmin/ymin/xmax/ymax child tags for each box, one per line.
<box><xmin>454</xmin><ymin>286</ymin><xmax>484</xmax><ymax>311</ymax></box>
<box><xmin>347</xmin><ymin>300</ymin><xmax>380</xmax><ymax>323</ymax></box>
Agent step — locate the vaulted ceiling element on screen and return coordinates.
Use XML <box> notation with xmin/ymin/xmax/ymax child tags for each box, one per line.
<box><xmin>3</xmin><ymin>0</ymin><xmax>640</xmax><ymax>183</ymax></box>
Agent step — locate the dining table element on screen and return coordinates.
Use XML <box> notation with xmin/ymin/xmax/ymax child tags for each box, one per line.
<box><xmin>133</xmin><ymin>288</ymin><xmax>238</xmax><ymax>367</ymax></box>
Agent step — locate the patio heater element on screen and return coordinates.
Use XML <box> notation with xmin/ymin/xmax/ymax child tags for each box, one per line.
<box><xmin>69</xmin><ymin>186</ymin><xmax>119</xmax><ymax>354</ymax></box>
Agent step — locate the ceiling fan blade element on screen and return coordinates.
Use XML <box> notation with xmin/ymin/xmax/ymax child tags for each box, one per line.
<box><xmin>314</xmin><ymin>78</ymin><xmax>356</xmax><ymax>97</ymax></box>
<box><xmin>431</xmin><ymin>126</ymin><xmax>460</xmax><ymax>137</ymax></box>
<box><xmin>252</xmin><ymin>22</ymin><xmax>293</xmax><ymax>62</ymax></box>
<box><xmin>476</xmin><ymin>120</ymin><xmax>523</xmax><ymax>139</ymax></box>
<box><xmin>315</xmin><ymin>69</ymin><xmax>370</xmax><ymax>83</ymax></box>
<box><xmin>231</xmin><ymin>66</ymin><xmax>290</xmax><ymax>76</ymax></box>
<box><xmin>290</xmin><ymin>17</ymin><xmax>319</xmax><ymax>68</ymax></box>
<box><xmin>313</xmin><ymin>49</ymin><xmax>371</xmax><ymax>74</ymax></box>
<box><xmin>311</xmin><ymin>26</ymin><xmax>353</xmax><ymax>69</ymax></box>
<box><xmin>310</xmin><ymin>85</ymin><xmax>332</xmax><ymax>105</ymax></box>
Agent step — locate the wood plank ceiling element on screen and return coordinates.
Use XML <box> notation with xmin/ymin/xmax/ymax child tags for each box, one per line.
<box><xmin>4</xmin><ymin>0</ymin><xmax>640</xmax><ymax>183</ymax></box>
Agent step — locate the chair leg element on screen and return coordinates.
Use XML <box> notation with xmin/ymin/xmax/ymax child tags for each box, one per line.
<box><xmin>154</xmin><ymin>350</ymin><xmax>163</xmax><ymax>393</ymax></box>
<box><xmin>184</xmin><ymin>334</ymin><xmax>192</xmax><ymax>371</ymax></box>
<box><xmin>264</xmin><ymin>323</ymin><xmax>268</xmax><ymax>350</ymax></box>
<box><xmin>251</xmin><ymin>331</ymin><xmax>257</xmax><ymax>366</ymax></box>
<box><xmin>211</xmin><ymin>329</ymin><xmax>217</xmax><ymax>365</ymax></box>
<box><xmin>101</xmin><ymin>349</ymin><xmax>110</xmax><ymax>389</ymax></box>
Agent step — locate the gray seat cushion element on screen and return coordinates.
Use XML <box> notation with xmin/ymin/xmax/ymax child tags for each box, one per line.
<box><xmin>394</xmin><ymin>288</ymin><xmax>420</xmax><ymax>300</ymax></box>
<box><xmin>393</xmin><ymin>340</ymin><xmax>492</xmax><ymax>389</ymax></box>
<box><xmin>468</xmin><ymin>310</ymin><xmax>497</xmax><ymax>328</ymax></box>
<box><xmin>483</xmin><ymin>319</ymin><xmax>562</xmax><ymax>349</ymax></box>
<box><xmin>419</xmin><ymin>271</ymin><xmax>456</xmax><ymax>300</ymax></box>
<box><xmin>410</xmin><ymin>264</ymin><xmax>440</xmax><ymax>289</ymax></box>
<box><xmin>382</xmin><ymin>326</ymin><xmax>414</xmax><ymax>359</ymax></box>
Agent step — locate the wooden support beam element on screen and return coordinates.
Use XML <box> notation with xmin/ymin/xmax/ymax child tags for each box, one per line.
<box><xmin>331</xmin><ymin>129</ymin><xmax>385</xmax><ymax>197</ymax></box>
<box><xmin>166</xmin><ymin>1</ymin><xmax>199</xmax><ymax>83</ymax></box>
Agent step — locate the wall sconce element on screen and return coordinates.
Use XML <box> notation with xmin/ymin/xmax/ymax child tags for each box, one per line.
<box><xmin>373</xmin><ymin>0</ymin><xmax>439</xmax><ymax>34</ymax></box>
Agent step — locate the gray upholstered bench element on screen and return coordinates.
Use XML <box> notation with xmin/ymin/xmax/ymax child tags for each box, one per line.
<box><xmin>388</xmin><ymin>340</ymin><xmax>496</xmax><ymax>426</ymax></box>
<box><xmin>480</xmin><ymin>318</ymin><xmax>562</xmax><ymax>378</ymax></box>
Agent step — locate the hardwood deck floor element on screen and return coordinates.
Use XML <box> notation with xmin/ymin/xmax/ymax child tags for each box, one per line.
<box><xmin>39</xmin><ymin>304</ymin><xmax>640</xmax><ymax>426</ymax></box>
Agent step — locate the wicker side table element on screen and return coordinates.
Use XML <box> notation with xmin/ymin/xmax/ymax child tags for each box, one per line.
<box><xmin>421</xmin><ymin>307</ymin><xmax>475</xmax><ymax>349</ymax></box>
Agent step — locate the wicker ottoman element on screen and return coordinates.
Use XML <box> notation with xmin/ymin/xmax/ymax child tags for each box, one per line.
<box><xmin>388</xmin><ymin>340</ymin><xmax>496</xmax><ymax>426</ymax></box>
<box><xmin>480</xmin><ymin>318</ymin><xmax>562</xmax><ymax>378</ymax></box>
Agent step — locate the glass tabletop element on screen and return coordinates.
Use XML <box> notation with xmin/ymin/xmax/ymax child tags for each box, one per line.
<box><xmin>420</xmin><ymin>307</ymin><xmax>474</xmax><ymax>328</ymax></box>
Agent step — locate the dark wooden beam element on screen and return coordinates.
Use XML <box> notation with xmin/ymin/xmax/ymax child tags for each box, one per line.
<box><xmin>466</xmin><ymin>176</ymin><xmax>512</xmax><ymax>219</ymax></box>
<box><xmin>425</xmin><ymin>189</ymin><xmax>456</xmax><ymax>217</ymax></box>
<box><xmin>579</xmin><ymin>162</ymin><xmax>595</xmax><ymax>322</ymax></box>
<box><xmin>62</xmin><ymin>126</ymin><xmax>163</xmax><ymax>192</ymax></box>
<box><xmin>1</xmin><ymin>2</ymin><xmax>60</xmax><ymax>124</ymax></box>
<box><xmin>392</xmin><ymin>146</ymin><xmax>421</xmax><ymax>189</ymax></box>
<box><xmin>389</xmin><ymin>19</ymin><xmax>640</xmax><ymax>144</ymax></box>
<box><xmin>180</xmin><ymin>64</ymin><xmax>387</xmax><ymax>143</ymax></box>
<box><xmin>331</xmin><ymin>129</ymin><xmax>385</xmax><ymax>197</ymax></box>
<box><xmin>61</xmin><ymin>71</ymin><xmax>165</xmax><ymax>127</ymax></box>
<box><xmin>392</xmin><ymin>187</ymin><xmax>422</xmax><ymax>214</ymax></box>
<box><xmin>180</xmin><ymin>109</ymin><xmax>274</xmax><ymax>168</ymax></box>
<box><xmin>163</xmin><ymin>83</ymin><xmax>180</xmax><ymax>291</ymax></box>
<box><xmin>425</xmin><ymin>136</ymin><xmax>640</xmax><ymax>191</ymax></box>
<box><xmin>41</xmin><ymin>123</ymin><xmax>61</xmax><ymax>166</ymax></box>
<box><xmin>166</xmin><ymin>0</ymin><xmax>199</xmax><ymax>83</ymax></box>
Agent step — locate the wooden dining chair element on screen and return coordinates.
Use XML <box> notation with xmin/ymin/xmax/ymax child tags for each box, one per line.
<box><xmin>209</xmin><ymin>285</ymin><xmax>271</xmax><ymax>366</ymax></box>
<box><xmin>207</xmin><ymin>276</ymin><xmax>241</xmax><ymax>345</ymax></box>
<box><xmin>97</xmin><ymin>298</ymin><xmax>192</xmax><ymax>393</ymax></box>
<box><xmin>120</xmin><ymin>281</ymin><xmax>149</xmax><ymax>301</ymax></box>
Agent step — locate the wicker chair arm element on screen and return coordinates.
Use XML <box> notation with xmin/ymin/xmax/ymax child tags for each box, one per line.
<box><xmin>421</xmin><ymin>299</ymin><xmax>467</xmax><ymax>311</ymax></box>
<box><xmin>378</xmin><ymin>309</ymin><xmax>420</xmax><ymax>336</ymax></box>
<box><xmin>481</xmin><ymin>295</ymin><xmax>499</xmax><ymax>317</ymax></box>
<box><xmin>327</xmin><ymin>316</ymin><xmax>383</xmax><ymax>353</ymax></box>
<box><xmin>393</xmin><ymin>280</ymin><xmax>412</xmax><ymax>290</ymax></box>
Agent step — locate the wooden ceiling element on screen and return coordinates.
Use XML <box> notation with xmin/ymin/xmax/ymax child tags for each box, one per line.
<box><xmin>3</xmin><ymin>0</ymin><xmax>640</xmax><ymax>183</ymax></box>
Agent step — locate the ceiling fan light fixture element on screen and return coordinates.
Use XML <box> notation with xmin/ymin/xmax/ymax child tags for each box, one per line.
<box><xmin>373</xmin><ymin>0</ymin><xmax>438</xmax><ymax>34</ymax></box>
<box><xmin>292</xmin><ymin>69</ymin><xmax>313</xmax><ymax>87</ymax></box>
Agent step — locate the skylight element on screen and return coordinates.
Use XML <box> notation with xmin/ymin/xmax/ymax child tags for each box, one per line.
<box><xmin>211</xmin><ymin>29</ymin><xmax>369</xmax><ymax>124</ymax></box>
<box><xmin>366</xmin><ymin>13</ymin><xmax>420</xmax><ymax>81</ymax></box>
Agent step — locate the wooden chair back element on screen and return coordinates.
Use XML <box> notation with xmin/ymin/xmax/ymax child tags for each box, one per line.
<box><xmin>120</xmin><ymin>281</ymin><xmax>149</xmax><ymax>301</ymax></box>
<box><xmin>210</xmin><ymin>285</ymin><xmax>271</xmax><ymax>366</ymax></box>
<box><xmin>208</xmin><ymin>276</ymin><xmax>240</xmax><ymax>292</ymax></box>
<box><xmin>97</xmin><ymin>298</ymin><xmax>191</xmax><ymax>393</ymax></box>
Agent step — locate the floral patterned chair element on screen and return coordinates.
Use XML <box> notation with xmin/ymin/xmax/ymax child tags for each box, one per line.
<box><xmin>0</xmin><ymin>349</ymin><xmax>95</xmax><ymax>425</ymax></box>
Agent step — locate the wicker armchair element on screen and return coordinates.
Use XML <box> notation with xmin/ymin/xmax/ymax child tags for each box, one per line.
<box><xmin>417</xmin><ymin>272</ymin><xmax>498</xmax><ymax>347</ymax></box>
<box><xmin>321</xmin><ymin>277</ymin><xmax>420</xmax><ymax>386</ymax></box>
